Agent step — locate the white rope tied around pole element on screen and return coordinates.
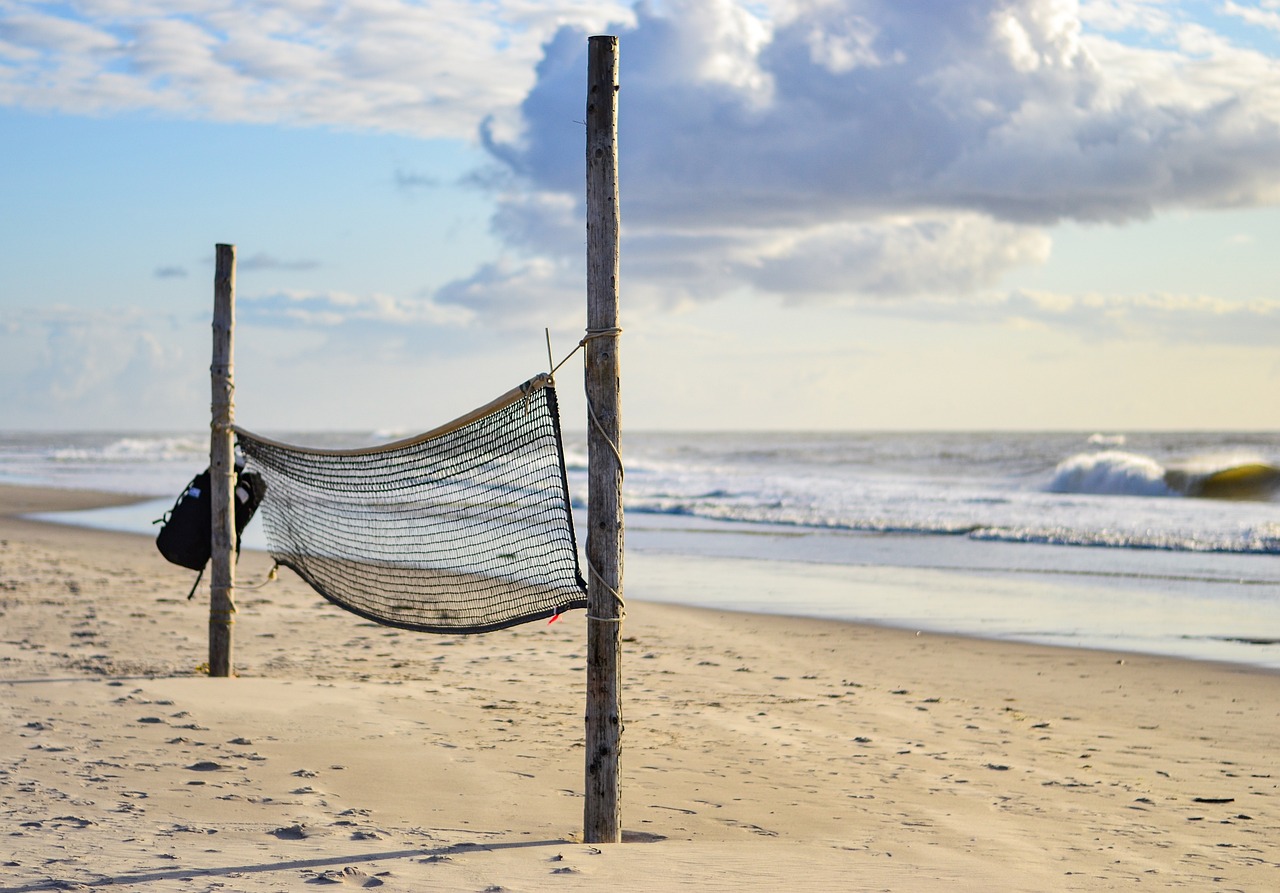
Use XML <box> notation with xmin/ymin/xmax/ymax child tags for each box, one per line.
<box><xmin>548</xmin><ymin>326</ymin><xmax>623</xmax><ymax>379</ymax></box>
<box><xmin>586</xmin><ymin>391</ymin><xmax>624</xmax><ymax>482</ymax></box>
<box><xmin>548</xmin><ymin>326</ymin><xmax>627</xmax><ymax>618</ymax></box>
<box><xmin>586</xmin><ymin>557</ymin><xmax>625</xmax><ymax>617</ymax></box>
<box><xmin>545</xmin><ymin>325</ymin><xmax>626</xmax><ymax>485</ymax></box>
<box><xmin>584</xmin><ymin>326</ymin><xmax>624</xmax><ymax>617</ymax></box>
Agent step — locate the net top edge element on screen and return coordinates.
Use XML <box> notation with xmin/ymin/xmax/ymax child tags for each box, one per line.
<box><xmin>234</xmin><ymin>373</ymin><xmax>554</xmax><ymax>457</ymax></box>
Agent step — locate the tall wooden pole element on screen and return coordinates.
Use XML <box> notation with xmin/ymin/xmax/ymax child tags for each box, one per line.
<box><xmin>584</xmin><ymin>34</ymin><xmax>623</xmax><ymax>845</ymax></box>
<box><xmin>209</xmin><ymin>243</ymin><xmax>237</xmax><ymax>678</ymax></box>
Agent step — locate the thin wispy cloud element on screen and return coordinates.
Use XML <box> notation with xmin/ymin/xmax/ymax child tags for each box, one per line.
<box><xmin>240</xmin><ymin>289</ymin><xmax>471</xmax><ymax>328</ymax></box>
<box><xmin>237</xmin><ymin>253</ymin><xmax>322</xmax><ymax>273</ymax></box>
<box><xmin>845</xmin><ymin>286</ymin><xmax>1280</xmax><ymax>348</ymax></box>
<box><xmin>394</xmin><ymin>168</ymin><xmax>441</xmax><ymax>191</ymax></box>
<box><xmin>999</xmin><ymin>289</ymin><xmax>1280</xmax><ymax>346</ymax></box>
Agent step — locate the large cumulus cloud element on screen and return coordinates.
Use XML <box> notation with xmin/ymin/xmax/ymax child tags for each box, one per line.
<box><xmin>473</xmin><ymin>0</ymin><xmax>1280</xmax><ymax>313</ymax></box>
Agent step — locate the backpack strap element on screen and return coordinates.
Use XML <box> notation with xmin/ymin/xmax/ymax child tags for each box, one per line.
<box><xmin>186</xmin><ymin>565</ymin><xmax>205</xmax><ymax>601</ymax></box>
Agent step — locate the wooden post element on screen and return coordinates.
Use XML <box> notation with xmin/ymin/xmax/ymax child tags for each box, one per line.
<box><xmin>584</xmin><ymin>34</ymin><xmax>623</xmax><ymax>845</ymax></box>
<box><xmin>209</xmin><ymin>243</ymin><xmax>237</xmax><ymax>678</ymax></box>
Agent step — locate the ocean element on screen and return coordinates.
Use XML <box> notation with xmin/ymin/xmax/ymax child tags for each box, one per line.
<box><xmin>3</xmin><ymin>429</ymin><xmax>1278</xmax><ymax>669</ymax></box>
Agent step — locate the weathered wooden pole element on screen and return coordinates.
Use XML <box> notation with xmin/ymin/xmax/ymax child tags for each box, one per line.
<box><xmin>209</xmin><ymin>243</ymin><xmax>237</xmax><ymax>678</ymax></box>
<box><xmin>584</xmin><ymin>34</ymin><xmax>623</xmax><ymax>845</ymax></box>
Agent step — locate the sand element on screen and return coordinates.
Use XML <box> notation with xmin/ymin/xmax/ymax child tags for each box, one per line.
<box><xmin>1</xmin><ymin>483</ymin><xmax>1277</xmax><ymax>892</ymax></box>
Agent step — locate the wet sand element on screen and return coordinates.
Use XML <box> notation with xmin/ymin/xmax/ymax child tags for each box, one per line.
<box><xmin>1</xmin><ymin>484</ymin><xmax>1277</xmax><ymax>891</ymax></box>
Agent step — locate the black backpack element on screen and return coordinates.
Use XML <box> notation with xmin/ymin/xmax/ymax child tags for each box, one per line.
<box><xmin>155</xmin><ymin>466</ymin><xmax>266</xmax><ymax>596</ymax></box>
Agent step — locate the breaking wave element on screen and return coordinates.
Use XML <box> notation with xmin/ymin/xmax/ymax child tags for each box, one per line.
<box><xmin>1050</xmin><ymin>450</ymin><xmax>1280</xmax><ymax>501</ymax></box>
<box><xmin>51</xmin><ymin>436</ymin><xmax>205</xmax><ymax>464</ymax></box>
<box><xmin>1049</xmin><ymin>451</ymin><xmax>1174</xmax><ymax>497</ymax></box>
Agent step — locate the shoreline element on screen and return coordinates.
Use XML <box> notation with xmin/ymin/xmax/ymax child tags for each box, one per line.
<box><xmin>17</xmin><ymin>483</ymin><xmax>1280</xmax><ymax>672</ymax></box>
<box><xmin>7</xmin><ymin>481</ymin><xmax>1278</xmax><ymax>677</ymax></box>
<box><xmin>2</xmin><ymin>483</ymin><xmax>1279</xmax><ymax>889</ymax></box>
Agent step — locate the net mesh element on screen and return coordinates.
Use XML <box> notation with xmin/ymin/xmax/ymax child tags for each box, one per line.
<box><xmin>234</xmin><ymin>374</ymin><xmax>587</xmax><ymax>634</ymax></box>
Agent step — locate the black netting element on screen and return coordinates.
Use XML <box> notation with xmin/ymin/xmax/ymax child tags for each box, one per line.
<box><xmin>235</xmin><ymin>375</ymin><xmax>587</xmax><ymax>634</ymax></box>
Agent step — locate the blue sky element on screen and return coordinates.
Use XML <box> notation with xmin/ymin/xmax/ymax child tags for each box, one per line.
<box><xmin>3</xmin><ymin>0</ymin><xmax>1280</xmax><ymax>432</ymax></box>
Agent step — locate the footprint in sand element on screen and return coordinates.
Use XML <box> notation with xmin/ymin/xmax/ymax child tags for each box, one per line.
<box><xmin>306</xmin><ymin>866</ymin><xmax>385</xmax><ymax>886</ymax></box>
<box><xmin>271</xmin><ymin>824</ymin><xmax>312</xmax><ymax>839</ymax></box>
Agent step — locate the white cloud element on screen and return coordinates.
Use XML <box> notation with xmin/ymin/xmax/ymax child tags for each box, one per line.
<box><xmin>0</xmin><ymin>294</ymin><xmax>497</xmax><ymax>428</ymax></box>
<box><xmin>1022</xmin><ymin>289</ymin><xmax>1280</xmax><ymax>344</ymax></box>
<box><xmin>6</xmin><ymin>0</ymin><xmax>1280</xmax><ymax>340</ymax></box>
<box><xmin>1222</xmin><ymin>1</ymin><xmax>1280</xmax><ymax>34</ymax></box>
<box><xmin>1079</xmin><ymin>0</ymin><xmax>1174</xmax><ymax>35</ymax></box>
<box><xmin>735</xmin><ymin>216</ymin><xmax>1053</xmax><ymax>299</ymax></box>
<box><xmin>802</xmin><ymin>6</ymin><xmax>893</xmax><ymax>74</ymax></box>
<box><xmin>241</xmin><ymin>289</ymin><xmax>473</xmax><ymax>328</ymax></box>
<box><xmin>472</xmin><ymin>0</ymin><xmax>1280</xmax><ymax>308</ymax></box>
<box><xmin>0</xmin><ymin>0</ymin><xmax>632</xmax><ymax>139</ymax></box>
<box><xmin>866</xmin><ymin>287</ymin><xmax>1280</xmax><ymax>346</ymax></box>
<box><xmin>0</xmin><ymin>10</ymin><xmax>119</xmax><ymax>53</ymax></box>
<box><xmin>0</xmin><ymin>306</ymin><xmax>202</xmax><ymax>426</ymax></box>
<box><xmin>433</xmin><ymin>256</ymin><xmax>583</xmax><ymax>328</ymax></box>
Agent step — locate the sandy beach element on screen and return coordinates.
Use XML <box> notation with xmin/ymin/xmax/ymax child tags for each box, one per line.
<box><xmin>2</xmin><ymin>483</ymin><xmax>1277</xmax><ymax>891</ymax></box>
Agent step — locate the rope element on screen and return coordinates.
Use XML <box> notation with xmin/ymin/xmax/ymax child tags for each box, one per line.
<box><xmin>586</xmin><ymin>556</ymin><xmax>625</xmax><ymax>615</ymax></box>
<box><xmin>548</xmin><ymin>326</ymin><xmax>624</xmax><ymax>378</ymax></box>
<box><xmin>239</xmin><ymin>563</ymin><xmax>280</xmax><ymax>590</ymax></box>
<box><xmin>546</xmin><ymin>326</ymin><xmax>626</xmax><ymax>479</ymax></box>
<box><xmin>187</xmin><ymin>563</ymin><xmax>279</xmax><ymax>601</ymax></box>
<box><xmin>587</xmin><ymin>395</ymin><xmax>624</xmax><ymax>479</ymax></box>
<box><xmin>547</xmin><ymin>325</ymin><xmax>626</xmax><ymax>624</ymax></box>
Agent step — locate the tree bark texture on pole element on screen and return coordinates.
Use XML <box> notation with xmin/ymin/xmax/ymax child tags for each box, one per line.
<box><xmin>209</xmin><ymin>243</ymin><xmax>237</xmax><ymax>678</ymax></box>
<box><xmin>584</xmin><ymin>34</ymin><xmax>623</xmax><ymax>845</ymax></box>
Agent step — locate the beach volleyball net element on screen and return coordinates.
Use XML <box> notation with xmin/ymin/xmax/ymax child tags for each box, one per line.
<box><xmin>234</xmin><ymin>374</ymin><xmax>588</xmax><ymax>634</ymax></box>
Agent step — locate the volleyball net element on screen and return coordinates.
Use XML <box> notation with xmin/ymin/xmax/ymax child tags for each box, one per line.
<box><xmin>235</xmin><ymin>374</ymin><xmax>588</xmax><ymax>634</ymax></box>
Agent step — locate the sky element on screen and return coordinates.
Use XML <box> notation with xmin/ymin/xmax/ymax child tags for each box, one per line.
<box><xmin>3</xmin><ymin>0</ymin><xmax>1280</xmax><ymax>433</ymax></box>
